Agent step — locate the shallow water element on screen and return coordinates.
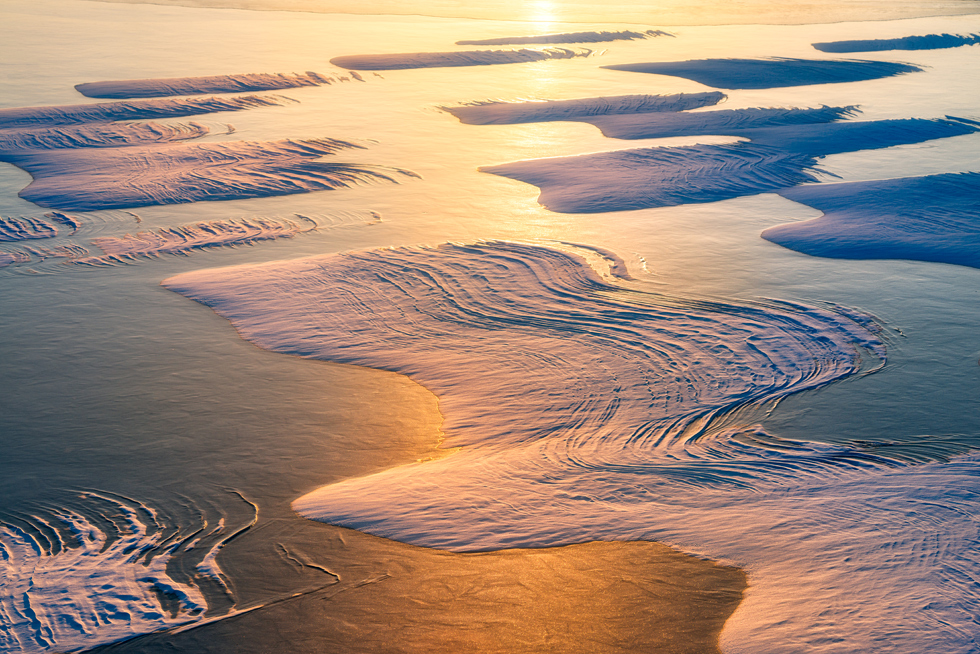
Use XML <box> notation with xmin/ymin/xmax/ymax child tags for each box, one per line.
<box><xmin>1</xmin><ymin>0</ymin><xmax>980</xmax><ymax>651</ymax></box>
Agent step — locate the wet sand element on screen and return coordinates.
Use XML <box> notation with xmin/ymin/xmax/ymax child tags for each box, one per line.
<box><xmin>90</xmin><ymin>532</ymin><xmax>746</xmax><ymax>653</ymax></box>
<box><xmin>72</xmin><ymin>341</ymin><xmax>745</xmax><ymax>654</ymax></box>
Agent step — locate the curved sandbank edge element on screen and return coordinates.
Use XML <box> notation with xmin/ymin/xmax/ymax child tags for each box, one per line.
<box><xmin>158</xmin><ymin>249</ymin><xmax>749</xmax><ymax>654</ymax></box>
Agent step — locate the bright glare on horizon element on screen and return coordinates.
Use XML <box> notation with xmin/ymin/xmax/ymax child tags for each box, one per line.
<box><xmin>528</xmin><ymin>0</ymin><xmax>556</xmax><ymax>25</ymax></box>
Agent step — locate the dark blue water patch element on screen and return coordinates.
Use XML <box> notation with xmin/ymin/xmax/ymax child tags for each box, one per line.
<box><xmin>0</xmin><ymin>95</ymin><xmax>290</xmax><ymax>129</ymax></box>
<box><xmin>74</xmin><ymin>71</ymin><xmax>347</xmax><ymax>100</ymax></box>
<box><xmin>602</xmin><ymin>57</ymin><xmax>921</xmax><ymax>89</ymax></box>
<box><xmin>587</xmin><ymin>105</ymin><xmax>858</xmax><ymax>139</ymax></box>
<box><xmin>764</xmin><ymin>172</ymin><xmax>980</xmax><ymax>268</ymax></box>
<box><xmin>442</xmin><ymin>92</ymin><xmax>726</xmax><ymax>125</ymax></box>
<box><xmin>331</xmin><ymin>47</ymin><xmax>590</xmax><ymax>71</ymax></box>
<box><xmin>481</xmin><ymin>143</ymin><xmax>821</xmax><ymax>213</ymax></box>
<box><xmin>456</xmin><ymin>30</ymin><xmax>672</xmax><ymax>45</ymax></box>
<box><xmin>2</xmin><ymin>138</ymin><xmax>419</xmax><ymax>212</ymax></box>
<box><xmin>813</xmin><ymin>33</ymin><xmax>980</xmax><ymax>53</ymax></box>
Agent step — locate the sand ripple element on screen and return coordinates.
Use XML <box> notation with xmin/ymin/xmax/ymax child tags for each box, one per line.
<box><xmin>0</xmin><ymin>96</ymin><xmax>289</xmax><ymax>129</ymax></box>
<box><xmin>585</xmin><ymin>105</ymin><xmax>858</xmax><ymax>139</ymax></box>
<box><xmin>0</xmin><ymin>216</ymin><xmax>58</xmax><ymax>242</ymax></box>
<box><xmin>442</xmin><ymin>92</ymin><xmax>725</xmax><ymax>125</ymax></box>
<box><xmin>0</xmin><ymin>492</ymin><xmax>255</xmax><ymax>653</ymax></box>
<box><xmin>0</xmin><ymin>122</ymin><xmax>212</xmax><ymax>151</ymax></box>
<box><xmin>481</xmin><ymin>118</ymin><xmax>977</xmax><ymax>213</ymax></box>
<box><xmin>164</xmin><ymin>241</ymin><xmax>980</xmax><ymax>652</ymax></box>
<box><xmin>4</xmin><ymin>138</ymin><xmax>418</xmax><ymax>211</ymax></box>
<box><xmin>75</xmin><ymin>71</ymin><xmax>344</xmax><ymax>99</ymax></box>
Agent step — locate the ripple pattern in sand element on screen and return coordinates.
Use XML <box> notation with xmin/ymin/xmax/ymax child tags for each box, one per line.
<box><xmin>74</xmin><ymin>71</ymin><xmax>349</xmax><ymax>99</ymax></box>
<box><xmin>0</xmin><ymin>95</ymin><xmax>289</xmax><ymax>129</ymax></box>
<box><xmin>481</xmin><ymin>118</ymin><xmax>977</xmax><ymax>213</ymax></box>
<box><xmin>0</xmin><ymin>492</ymin><xmax>257</xmax><ymax>653</ymax></box>
<box><xmin>442</xmin><ymin>92</ymin><xmax>726</xmax><ymax>125</ymax></box>
<box><xmin>6</xmin><ymin>138</ymin><xmax>417</xmax><ymax>211</ymax></box>
<box><xmin>164</xmin><ymin>241</ymin><xmax>980</xmax><ymax>653</ymax></box>
<box><xmin>0</xmin><ymin>122</ymin><xmax>213</xmax><ymax>151</ymax></box>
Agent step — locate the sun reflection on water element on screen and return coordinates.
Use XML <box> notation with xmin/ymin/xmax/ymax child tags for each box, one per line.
<box><xmin>527</xmin><ymin>0</ymin><xmax>556</xmax><ymax>25</ymax></box>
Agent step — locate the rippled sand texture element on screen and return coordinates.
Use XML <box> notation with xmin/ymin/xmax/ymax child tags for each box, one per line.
<box><xmin>8</xmin><ymin>138</ymin><xmax>416</xmax><ymax>211</ymax></box>
<box><xmin>0</xmin><ymin>90</ymin><xmax>416</xmax><ymax>212</ymax></box>
<box><xmin>164</xmin><ymin>241</ymin><xmax>886</xmax><ymax>533</ymax></box>
<box><xmin>0</xmin><ymin>122</ymin><xmax>213</xmax><ymax>151</ymax></box>
<box><xmin>75</xmin><ymin>71</ymin><xmax>347</xmax><ymax>99</ymax></box>
<box><xmin>456</xmin><ymin>29</ymin><xmax>672</xmax><ymax>45</ymax></box>
<box><xmin>561</xmin><ymin>105</ymin><xmax>860</xmax><ymax>139</ymax></box>
<box><xmin>481</xmin><ymin>118</ymin><xmax>976</xmax><ymax>212</ymax></box>
<box><xmin>0</xmin><ymin>96</ymin><xmax>288</xmax><ymax>129</ymax></box>
<box><xmin>485</xmin><ymin>143</ymin><xmax>819</xmax><ymax>213</ymax></box>
<box><xmin>0</xmin><ymin>216</ymin><xmax>58</xmax><ymax>241</ymax></box>
<box><xmin>164</xmin><ymin>241</ymin><xmax>980</xmax><ymax>652</ymax></box>
<box><xmin>331</xmin><ymin>48</ymin><xmax>591</xmax><ymax>71</ymax></box>
<box><xmin>813</xmin><ymin>32</ymin><xmax>980</xmax><ymax>52</ymax></box>
<box><xmin>0</xmin><ymin>251</ymin><xmax>30</xmax><ymax>267</ymax></box>
<box><xmin>0</xmin><ymin>493</ymin><xmax>251</xmax><ymax>652</ymax></box>
<box><xmin>764</xmin><ymin>172</ymin><xmax>980</xmax><ymax>268</ymax></box>
<box><xmin>604</xmin><ymin>57</ymin><xmax>922</xmax><ymax>89</ymax></box>
<box><xmin>77</xmin><ymin>212</ymin><xmax>377</xmax><ymax>265</ymax></box>
<box><xmin>442</xmin><ymin>92</ymin><xmax>726</xmax><ymax>125</ymax></box>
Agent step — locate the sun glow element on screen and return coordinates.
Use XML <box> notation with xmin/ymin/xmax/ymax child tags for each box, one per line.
<box><xmin>527</xmin><ymin>0</ymin><xmax>557</xmax><ymax>25</ymax></box>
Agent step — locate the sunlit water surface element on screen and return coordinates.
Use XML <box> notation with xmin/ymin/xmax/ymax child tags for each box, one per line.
<box><xmin>1</xmin><ymin>0</ymin><xmax>979</xmax><ymax>651</ymax></box>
